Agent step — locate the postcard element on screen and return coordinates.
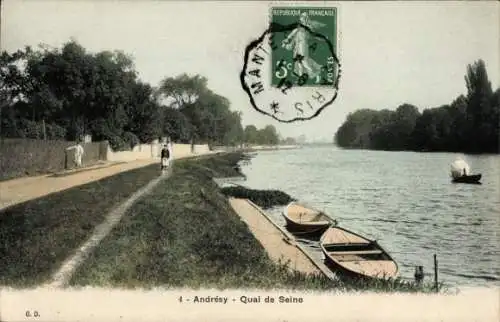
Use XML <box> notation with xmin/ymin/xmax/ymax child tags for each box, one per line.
<box><xmin>0</xmin><ymin>1</ymin><xmax>499</xmax><ymax>321</ymax></box>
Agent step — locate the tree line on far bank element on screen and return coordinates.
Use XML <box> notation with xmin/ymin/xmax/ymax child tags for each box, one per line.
<box><xmin>0</xmin><ymin>40</ymin><xmax>284</xmax><ymax>150</ymax></box>
<box><xmin>334</xmin><ymin>59</ymin><xmax>499</xmax><ymax>154</ymax></box>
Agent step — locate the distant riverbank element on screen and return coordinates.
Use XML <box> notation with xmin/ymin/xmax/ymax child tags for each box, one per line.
<box><xmin>212</xmin><ymin>144</ymin><xmax>301</xmax><ymax>153</ymax></box>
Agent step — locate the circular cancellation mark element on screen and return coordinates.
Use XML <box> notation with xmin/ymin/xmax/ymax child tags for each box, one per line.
<box><xmin>240</xmin><ymin>8</ymin><xmax>341</xmax><ymax>123</ymax></box>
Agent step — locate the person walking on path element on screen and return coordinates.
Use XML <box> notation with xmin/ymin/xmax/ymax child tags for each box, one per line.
<box><xmin>75</xmin><ymin>141</ymin><xmax>84</xmax><ymax>168</ymax></box>
<box><xmin>65</xmin><ymin>141</ymin><xmax>85</xmax><ymax>169</ymax></box>
<box><xmin>160</xmin><ymin>143</ymin><xmax>170</xmax><ymax>174</ymax></box>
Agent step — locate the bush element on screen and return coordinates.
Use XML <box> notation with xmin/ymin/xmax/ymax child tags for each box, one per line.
<box><xmin>12</xmin><ymin>119</ymin><xmax>67</xmax><ymax>140</ymax></box>
<box><xmin>107</xmin><ymin>135</ymin><xmax>129</xmax><ymax>151</ymax></box>
<box><xmin>45</xmin><ymin>123</ymin><xmax>67</xmax><ymax>139</ymax></box>
<box><xmin>123</xmin><ymin>131</ymin><xmax>140</xmax><ymax>149</ymax></box>
<box><xmin>220</xmin><ymin>186</ymin><xmax>296</xmax><ymax>209</ymax></box>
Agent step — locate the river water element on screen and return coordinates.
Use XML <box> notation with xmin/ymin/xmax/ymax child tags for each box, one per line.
<box><xmin>237</xmin><ymin>145</ymin><xmax>500</xmax><ymax>288</ymax></box>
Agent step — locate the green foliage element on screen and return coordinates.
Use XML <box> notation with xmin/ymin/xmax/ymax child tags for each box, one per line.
<box><xmin>280</xmin><ymin>137</ymin><xmax>298</xmax><ymax>145</ymax></box>
<box><xmin>122</xmin><ymin>131</ymin><xmax>140</xmax><ymax>149</ymax></box>
<box><xmin>17</xmin><ymin>119</ymin><xmax>67</xmax><ymax>140</ymax></box>
<box><xmin>243</xmin><ymin>124</ymin><xmax>280</xmax><ymax>145</ymax></box>
<box><xmin>107</xmin><ymin>135</ymin><xmax>129</xmax><ymax>152</ymax></box>
<box><xmin>335</xmin><ymin>59</ymin><xmax>499</xmax><ymax>153</ymax></box>
<box><xmin>162</xmin><ymin>106</ymin><xmax>193</xmax><ymax>143</ymax></box>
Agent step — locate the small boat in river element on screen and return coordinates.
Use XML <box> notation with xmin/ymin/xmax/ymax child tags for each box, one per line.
<box><xmin>450</xmin><ymin>158</ymin><xmax>482</xmax><ymax>184</ymax></box>
<box><xmin>320</xmin><ymin>226</ymin><xmax>398</xmax><ymax>280</ymax></box>
<box><xmin>282</xmin><ymin>202</ymin><xmax>336</xmax><ymax>237</ymax></box>
<box><xmin>452</xmin><ymin>174</ymin><xmax>482</xmax><ymax>184</ymax></box>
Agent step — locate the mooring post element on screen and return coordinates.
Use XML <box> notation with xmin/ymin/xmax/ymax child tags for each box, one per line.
<box><xmin>414</xmin><ymin>265</ymin><xmax>424</xmax><ymax>285</ymax></box>
<box><xmin>434</xmin><ymin>254</ymin><xmax>439</xmax><ymax>292</ymax></box>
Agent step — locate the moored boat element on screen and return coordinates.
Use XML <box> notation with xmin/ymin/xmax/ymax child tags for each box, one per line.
<box><xmin>282</xmin><ymin>202</ymin><xmax>336</xmax><ymax>237</ymax></box>
<box><xmin>320</xmin><ymin>226</ymin><xmax>398</xmax><ymax>280</ymax></box>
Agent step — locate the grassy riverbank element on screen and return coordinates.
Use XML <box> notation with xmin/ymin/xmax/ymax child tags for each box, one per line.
<box><xmin>69</xmin><ymin>152</ymin><xmax>333</xmax><ymax>290</ymax></box>
<box><xmin>70</xmin><ymin>152</ymin><xmax>437</xmax><ymax>293</ymax></box>
<box><xmin>0</xmin><ymin>164</ymin><xmax>161</xmax><ymax>287</ymax></box>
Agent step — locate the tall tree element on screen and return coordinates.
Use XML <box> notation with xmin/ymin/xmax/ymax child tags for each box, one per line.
<box><xmin>464</xmin><ymin>59</ymin><xmax>495</xmax><ymax>152</ymax></box>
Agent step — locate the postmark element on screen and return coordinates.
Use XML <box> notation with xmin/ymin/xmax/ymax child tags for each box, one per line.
<box><xmin>240</xmin><ymin>6</ymin><xmax>341</xmax><ymax>123</ymax></box>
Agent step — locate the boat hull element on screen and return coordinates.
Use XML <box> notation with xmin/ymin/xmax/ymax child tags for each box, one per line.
<box><xmin>283</xmin><ymin>216</ymin><xmax>331</xmax><ymax>236</ymax></box>
<box><xmin>320</xmin><ymin>227</ymin><xmax>398</xmax><ymax>280</ymax></box>
<box><xmin>452</xmin><ymin>174</ymin><xmax>482</xmax><ymax>184</ymax></box>
<box><xmin>282</xmin><ymin>202</ymin><xmax>335</xmax><ymax>238</ymax></box>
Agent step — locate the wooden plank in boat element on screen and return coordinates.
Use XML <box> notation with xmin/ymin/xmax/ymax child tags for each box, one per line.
<box><xmin>322</xmin><ymin>242</ymin><xmax>370</xmax><ymax>248</ymax></box>
<box><xmin>328</xmin><ymin>250</ymin><xmax>383</xmax><ymax>256</ymax></box>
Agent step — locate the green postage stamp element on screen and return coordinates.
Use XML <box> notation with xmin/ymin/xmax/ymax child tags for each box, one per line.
<box><xmin>271</xmin><ymin>7</ymin><xmax>338</xmax><ymax>87</ymax></box>
<box><xmin>240</xmin><ymin>5</ymin><xmax>341</xmax><ymax>123</ymax></box>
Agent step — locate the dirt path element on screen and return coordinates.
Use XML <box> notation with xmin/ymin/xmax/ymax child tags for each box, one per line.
<box><xmin>46</xmin><ymin>170</ymin><xmax>171</xmax><ymax>288</ymax></box>
<box><xmin>228</xmin><ymin>197</ymin><xmax>323</xmax><ymax>276</ymax></box>
<box><xmin>0</xmin><ymin>159</ymin><xmax>159</xmax><ymax>210</ymax></box>
<box><xmin>0</xmin><ymin>153</ymin><xmax>214</xmax><ymax>210</ymax></box>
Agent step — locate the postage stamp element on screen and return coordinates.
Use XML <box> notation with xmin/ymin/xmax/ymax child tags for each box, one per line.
<box><xmin>240</xmin><ymin>6</ymin><xmax>341</xmax><ymax>123</ymax></box>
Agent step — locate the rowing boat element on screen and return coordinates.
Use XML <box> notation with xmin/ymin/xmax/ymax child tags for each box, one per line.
<box><xmin>451</xmin><ymin>174</ymin><xmax>482</xmax><ymax>184</ymax></box>
<box><xmin>450</xmin><ymin>158</ymin><xmax>482</xmax><ymax>184</ymax></box>
<box><xmin>320</xmin><ymin>226</ymin><xmax>398</xmax><ymax>280</ymax></box>
<box><xmin>282</xmin><ymin>202</ymin><xmax>336</xmax><ymax>237</ymax></box>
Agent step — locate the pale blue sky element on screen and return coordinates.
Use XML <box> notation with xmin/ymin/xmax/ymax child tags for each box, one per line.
<box><xmin>2</xmin><ymin>1</ymin><xmax>499</xmax><ymax>142</ymax></box>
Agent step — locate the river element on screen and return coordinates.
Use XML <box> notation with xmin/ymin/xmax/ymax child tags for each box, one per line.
<box><xmin>238</xmin><ymin>145</ymin><xmax>500</xmax><ymax>288</ymax></box>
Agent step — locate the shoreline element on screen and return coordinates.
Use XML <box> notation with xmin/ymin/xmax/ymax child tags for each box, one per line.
<box><xmin>213</xmin><ymin>145</ymin><xmax>301</xmax><ymax>153</ymax></box>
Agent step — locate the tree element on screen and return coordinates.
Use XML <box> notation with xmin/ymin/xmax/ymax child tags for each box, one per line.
<box><xmin>244</xmin><ymin>125</ymin><xmax>258</xmax><ymax>144</ymax></box>
<box><xmin>281</xmin><ymin>137</ymin><xmax>297</xmax><ymax>145</ymax></box>
<box><xmin>1</xmin><ymin>40</ymin><xmax>161</xmax><ymax>149</ymax></box>
<box><xmin>2</xmin><ymin>40</ymin><xmax>273</xmax><ymax>151</ymax></box>
<box><xmin>163</xmin><ymin>106</ymin><xmax>193</xmax><ymax>143</ymax></box>
<box><xmin>259</xmin><ymin>125</ymin><xmax>279</xmax><ymax>145</ymax></box>
<box><xmin>335</xmin><ymin>59</ymin><xmax>499</xmax><ymax>154</ymax></box>
<box><xmin>157</xmin><ymin>73</ymin><xmax>209</xmax><ymax>109</ymax></box>
<box><xmin>222</xmin><ymin>111</ymin><xmax>244</xmax><ymax>146</ymax></box>
<box><xmin>464</xmin><ymin>59</ymin><xmax>495</xmax><ymax>152</ymax></box>
<box><xmin>157</xmin><ymin>73</ymin><xmax>241</xmax><ymax>145</ymax></box>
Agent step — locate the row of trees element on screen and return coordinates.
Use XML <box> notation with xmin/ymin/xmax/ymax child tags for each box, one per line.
<box><xmin>0</xmin><ymin>40</ymin><xmax>282</xmax><ymax>150</ymax></box>
<box><xmin>334</xmin><ymin>59</ymin><xmax>499</xmax><ymax>153</ymax></box>
<box><xmin>243</xmin><ymin>125</ymin><xmax>281</xmax><ymax>145</ymax></box>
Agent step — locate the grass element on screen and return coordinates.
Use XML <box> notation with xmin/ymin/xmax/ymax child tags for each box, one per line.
<box><xmin>333</xmin><ymin>275</ymin><xmax>444</xmax><ymax>293</ymax></box>
<box><xmin>0</xmin><ymin>163</ymin><xmax>161</xmax><ymax>287</ymax></box>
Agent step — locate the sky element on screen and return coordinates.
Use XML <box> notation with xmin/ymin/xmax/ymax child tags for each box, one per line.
<box><xmin>1</xmin><ymin>0</ymin><xmax>499</xmax><ymax>142</ymax></box>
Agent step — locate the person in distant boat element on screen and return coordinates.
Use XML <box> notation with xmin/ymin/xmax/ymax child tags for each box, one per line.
<box><xmin>463</xmin><ymin>168</ymin><xmax>467</xmax><ymax>176</ymax></box>
<box><xmin>160</xmin><ymin>144</ymin><xmax>170</xmax><ymax>173</ymax></box>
